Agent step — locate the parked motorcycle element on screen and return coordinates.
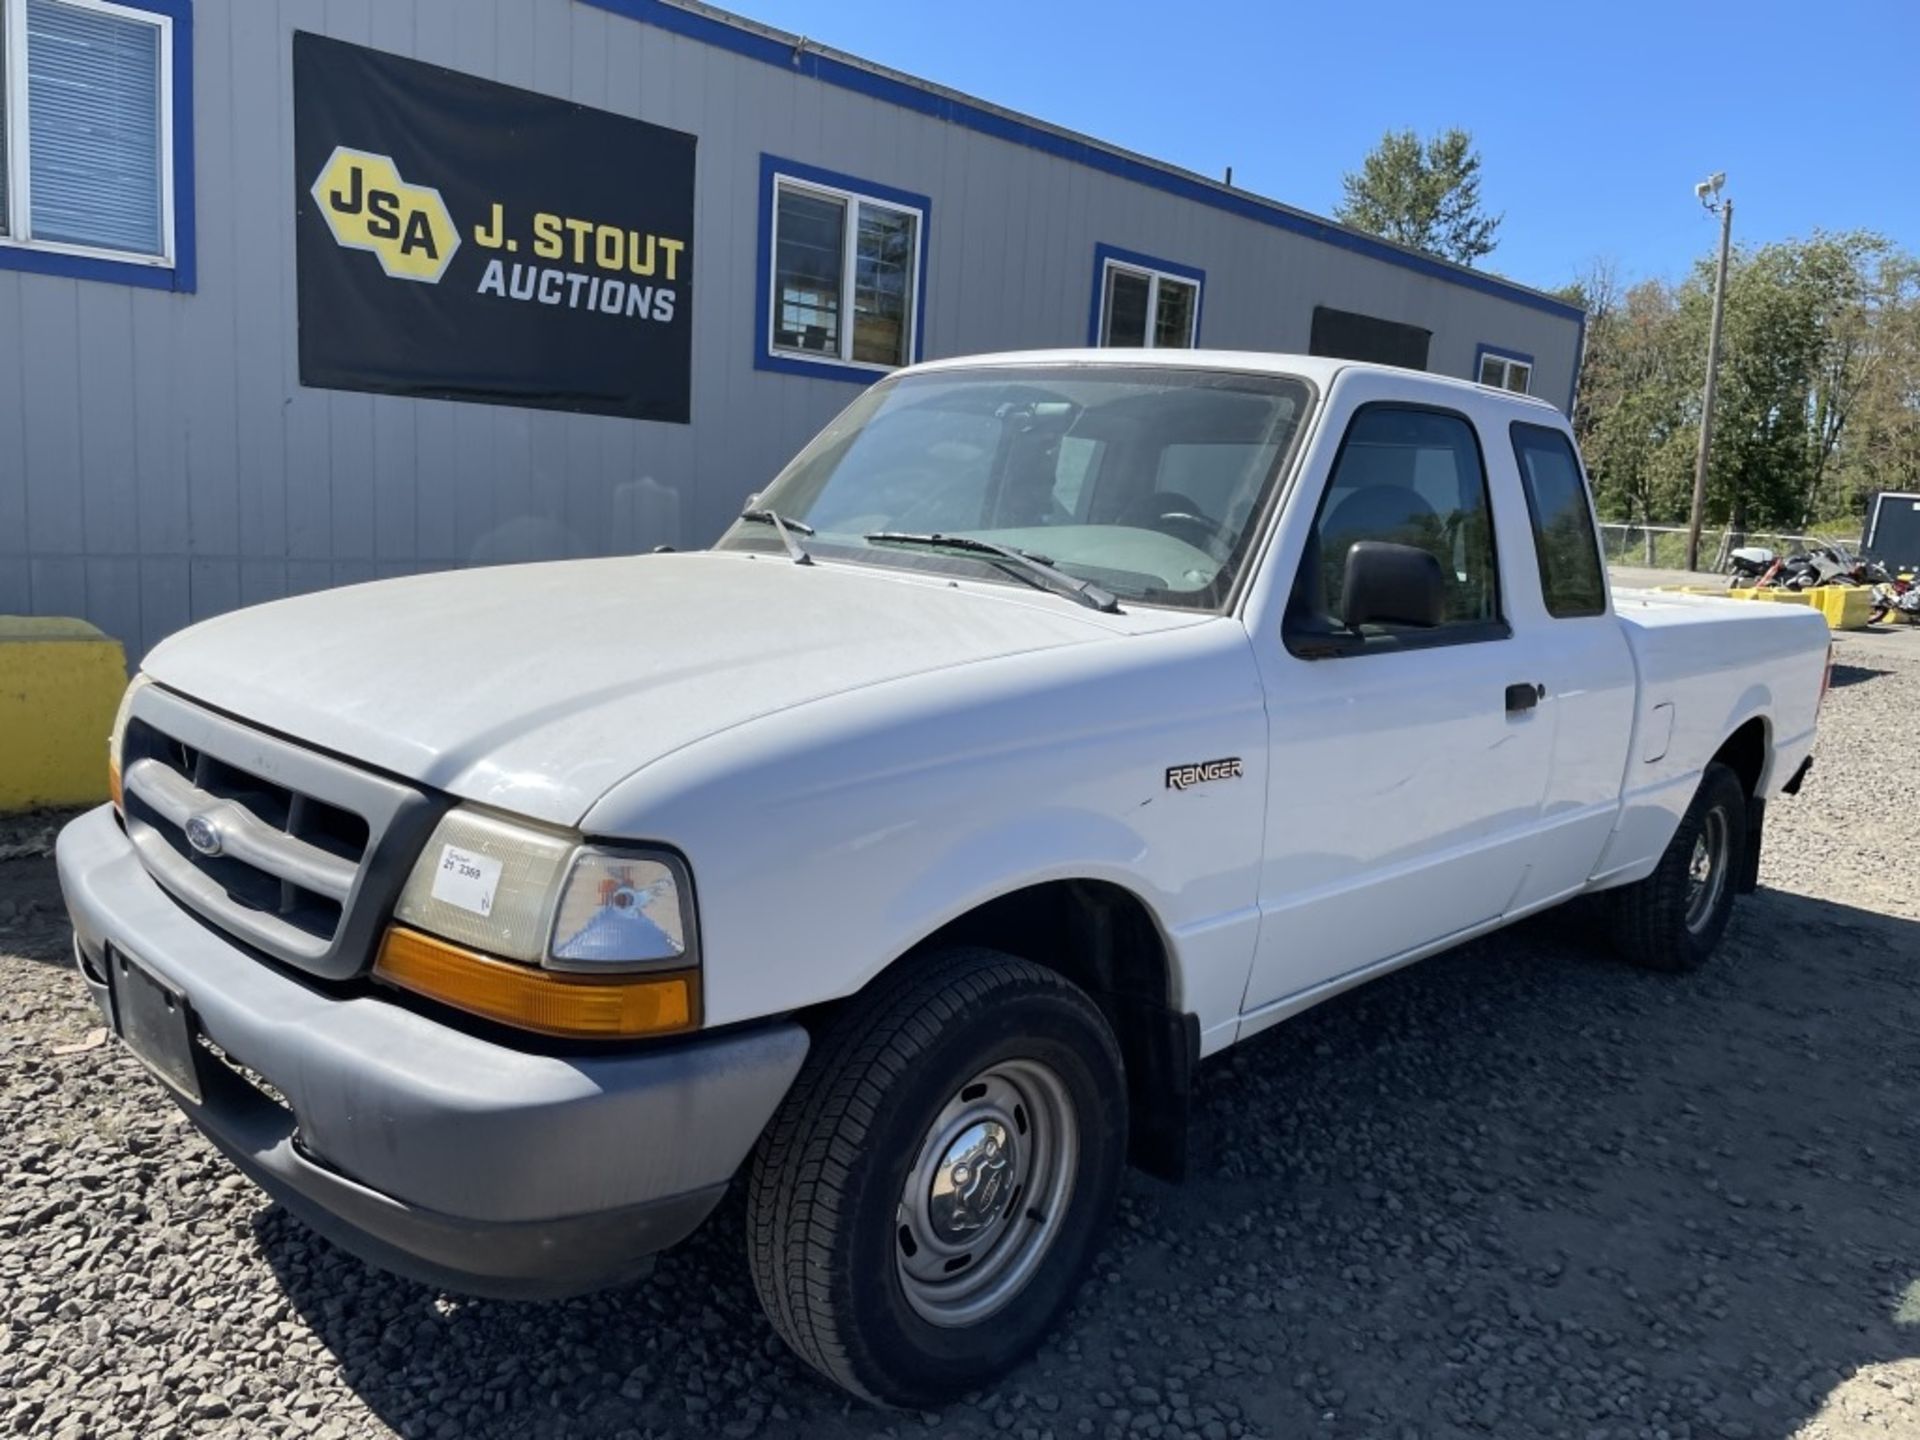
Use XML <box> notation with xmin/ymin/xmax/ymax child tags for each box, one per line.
<box><xmin>1728</xmin><ymin>541</ymin><xmax>1856</xmax><ymax>592</ymax></box>
<box><xmin>1726</xmin><ymin>546</ymin><xmax>1776</xmax><ymax>587</ymax></box>
<box><xmin>1867</xmin><ymin>565</ymin><xmax>1920</xmax><ymax>624</ymax></box>
<box><xmin>1721</xmin><ymin>539</ymin><xmax>1919</xmax><ymax>621</ymax></box>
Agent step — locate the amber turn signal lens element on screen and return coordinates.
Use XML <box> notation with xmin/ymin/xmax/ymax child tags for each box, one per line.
<box><xmin>374</xmin><ymin>925</ymin><xmax>696</xmax><ymax>1038</ymax></box>
<box><xmin>108</xmin><ymin>758</ymin><xmax>123</xmax><ymax>813</ymax></box>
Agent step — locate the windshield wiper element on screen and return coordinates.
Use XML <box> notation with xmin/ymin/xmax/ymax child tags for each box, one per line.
<box><xmin>739</xmin><ymin>507</ymin><xmax>813</xmax><ymax>565</ymax></box>
<box><xmin>864</xmin><ymin>532</ymin><xmax>1121</xmax><ymax>613</ymax></box>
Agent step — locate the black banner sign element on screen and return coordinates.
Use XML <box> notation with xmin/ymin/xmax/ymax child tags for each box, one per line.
<box><xmin>294</xmin><ymin>33</ymin><xmax>695</xmax><ymax>423</ymax></box>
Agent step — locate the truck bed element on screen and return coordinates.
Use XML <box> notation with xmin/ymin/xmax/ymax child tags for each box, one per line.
<box><xmin>1591</xmin><ymin>587</ymin><xmax>1829</xmax><ymax>886</ymax></box>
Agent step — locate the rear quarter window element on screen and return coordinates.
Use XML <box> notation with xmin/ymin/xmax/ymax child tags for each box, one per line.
<box><xmin>1510</xmin><ymin>422</ymin><xmax>1607</xmax><ymax>618</ymax></box>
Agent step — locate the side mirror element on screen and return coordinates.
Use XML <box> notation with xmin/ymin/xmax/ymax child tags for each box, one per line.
<box><xmin>1341</xmin><ymin>541</ymin><xmax>1446</xmax><ymax>629</ymax></box>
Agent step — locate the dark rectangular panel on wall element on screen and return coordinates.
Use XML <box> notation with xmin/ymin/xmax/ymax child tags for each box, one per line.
<box><xmin>294</xmin><ymin>32</ymin><xmax>696</xmax><ymax>423</ymax></box>
<box><xmin>1308</xmin><ymin>306</ymin><xmax>1431</xmax><ymax>371</ymax></box>
<box><xmin>1864</xmin><ymin>492</ymin><xmax>1920</xmax><ymax>571</ymax></box>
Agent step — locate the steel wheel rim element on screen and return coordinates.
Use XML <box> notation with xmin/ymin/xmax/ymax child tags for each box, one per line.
<box><xmin>1685</xmin><ymin>806</ymin><xmax>1730</xmax><ymax>934</ymax></box>
<box><xmin>894</xmin><ymin>1057</ymin><xmax>1078</xmax><ymax>1328</ymax></box>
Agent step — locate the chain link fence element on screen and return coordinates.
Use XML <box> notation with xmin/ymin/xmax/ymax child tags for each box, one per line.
<box><xmin>1597</xmin><ymin>523</ymin><xmax>1858</xmax><ymax>573</ymax></box>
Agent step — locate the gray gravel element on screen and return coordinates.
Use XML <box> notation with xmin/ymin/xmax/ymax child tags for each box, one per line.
<box><xmin>5</xmin><ymin>620</ymin><xmax>1920</xmax><ymax>1440</ymax></box>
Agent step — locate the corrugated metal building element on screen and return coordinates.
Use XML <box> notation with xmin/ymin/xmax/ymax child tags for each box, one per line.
<box><xmin>0</xmin><ymin>0</ymin><xmax>1584</xmax><ymax>660</ymax></box>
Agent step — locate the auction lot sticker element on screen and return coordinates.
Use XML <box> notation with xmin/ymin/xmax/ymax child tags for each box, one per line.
<box><xmin>430</xmin><ymin>844</ymin><xmax>503</xmax><ymax>918</ymax></box>
<box><xmin>294</xmin><ymin>32</ymin><xmax>695</xmax><ymax>422</ymax></box>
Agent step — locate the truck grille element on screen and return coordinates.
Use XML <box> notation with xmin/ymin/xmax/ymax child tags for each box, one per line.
<box><xmin>120</xmin><ymin>685</ymin><xmax>443</xmax><ymax>981</ymax></box>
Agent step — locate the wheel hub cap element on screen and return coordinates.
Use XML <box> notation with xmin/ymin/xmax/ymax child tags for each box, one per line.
<box><xmin>894</xmin><ymin>1058</ymin><xmax>1079</xmax><ymax>1328</ymax></box>
<box><xmin>929</xmin><ymin>1120</ymin><xmax>1014</xmax><ymax>1240</ymax></box>
<box><xmin>1690</xmin><ymin>835</ymin><xmax>1713</xmax><ymax>887</ymax></box>
<box><xmin>1685</xmin><ymin>806</ymin><xmax>1730</xmax><ymax>934</ymax></box>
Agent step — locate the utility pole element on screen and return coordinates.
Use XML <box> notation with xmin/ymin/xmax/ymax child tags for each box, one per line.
<box><xmin>1685</xmin><ymin>174</ymin><xmax>1733</xmax><ymax>573</ymax></box>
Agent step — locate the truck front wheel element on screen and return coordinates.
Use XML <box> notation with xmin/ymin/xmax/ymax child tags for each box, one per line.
<box><xmin>745</xmin><ymin>948</ymin><xmax>1126</xmax><ymax>1405</ymax></box>
<box><xmin>1610</xmin><ymin>760</ymin><xmax>1749</xmax><ymax>972</ymax></box>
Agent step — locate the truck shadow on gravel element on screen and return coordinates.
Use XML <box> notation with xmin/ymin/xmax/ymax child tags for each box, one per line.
<box><xmin>254</xmin><ymin>886</ymin><xmax>1920</xmax><ymax>1440</ymax></box>
<box><xmin>1829</xmin><ymin>662</ymin><xmax>1891</xmax><ymax>689</ymax></box>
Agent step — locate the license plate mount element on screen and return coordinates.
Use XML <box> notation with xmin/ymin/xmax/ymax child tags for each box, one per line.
<box><xmin>109</xmin><ymin>948</ymin><xmax>203</xmax><ymax>1104</ymax></box>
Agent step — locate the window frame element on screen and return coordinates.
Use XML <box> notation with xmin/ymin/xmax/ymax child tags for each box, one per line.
<box><xmin>755</xmin><ymin>152</ymin><xmax>929</xmax><ymax>385</ymax></box>
<box><xmin>1473</xmin><ymin>344</ymin><xmax>1534</xmax><ymax>395</ymax></box>
<box><xmin>1283</xmin><ymin>400</ymin><xmax>1511</xmax><ymax>660</ymax></box>
<box><xmin>1087</xmin><ymin>242</ymin><xmax>1203</xmax><ymax>349</ymax></box>
<box><xmin>0</xmin><ymin>0</ymin><xmax>193</xmax><ymax>290</ymax></box>
<box><xmin>1508</xmin><ymin>420</ymin><xmax>1608</xmax><ymax>619</ymax></box>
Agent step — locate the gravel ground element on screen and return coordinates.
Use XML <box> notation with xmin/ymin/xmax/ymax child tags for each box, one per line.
<box><xmin>5</xmin><ymin>620</ymin><xmax>1920</xmax><ymax>1440</ymax></box>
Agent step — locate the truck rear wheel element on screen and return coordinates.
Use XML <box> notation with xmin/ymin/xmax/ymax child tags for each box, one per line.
<box><xmin>1610</xmin><ymin>761</ymin><xmax>1748</xmax><ymax>972</ymax></box>
<box><xmin>745</xmin><ymin>948</ymin><xmax>1126</xmax><ymax>1405</ymax></box>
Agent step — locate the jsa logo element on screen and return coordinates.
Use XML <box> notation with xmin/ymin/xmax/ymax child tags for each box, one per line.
<box><xmin>311</xmin><ymin>146</ymin><xmax>460</xmax><ymax>283</ymax></box>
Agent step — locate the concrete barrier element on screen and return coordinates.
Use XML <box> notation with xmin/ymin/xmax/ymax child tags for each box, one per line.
<box><xmin>1653</xmin><ymin>584</ymin><xmax>1876</xmax><ymax>631</ymax></box>
<box><xmin>0</xmin><ymin>617</ymin><xmax>128</xmax><ymax>812</ymax></box>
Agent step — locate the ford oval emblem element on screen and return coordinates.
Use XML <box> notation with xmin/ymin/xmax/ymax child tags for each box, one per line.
<box><xmin>184</xmin><ymin>814</ymin><xmax>224</xmax><ymax>858</ymax></box>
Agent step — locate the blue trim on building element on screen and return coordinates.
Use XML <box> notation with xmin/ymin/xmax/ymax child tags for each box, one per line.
<box><xmin>584</xmin><ymin>0</ymin><xmax>1582</xmax><ymax>327</ymax></box>
<box><xmin>1086</xmin><ymin>243</ymin><xmax>1205</xmax><ymax>347</ymax></box>
<box><xmin>0</xmin><ymin>0</ymin><xmax>195</xmax><ymax>293</ymax></box>
<box><xmin>1566</xmin><ymin>313</ymin><xmax>1586</xmax><ymax>417</ymax></box>
<box><xmin>0</xmin><ymin>243</ymin><xmax>179</xmax><ymax>291</ymax></box>
<box><xmin>168</xmin><ymin>0</ymin><xmax>197</xmax><ymax>294</ymax></box>
<box><xmin>754</xmin><ymin>153</ymin><xmax>932</xmax><ymax>385</ymax></box>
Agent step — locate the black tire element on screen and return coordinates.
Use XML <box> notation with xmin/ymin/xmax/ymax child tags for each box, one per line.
<box><xmin>745</xmin><ymin>947</ymin><xmax>1126</xmax><ymax>1405</ymax></box>
<box><xmin>1610</xmin><ymin>761</ymin><xmax>1748</xmax><ymax>972</ymax></box>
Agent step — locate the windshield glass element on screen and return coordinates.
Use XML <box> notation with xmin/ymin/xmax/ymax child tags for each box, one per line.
<box><xmin>715</xmin><ymin>365</ymin><xmax>1314</xmax><ymax>610</ymax></box>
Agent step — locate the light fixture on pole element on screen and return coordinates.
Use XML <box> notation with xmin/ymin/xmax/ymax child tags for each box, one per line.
<box><xmin>1684</xmin><ymin>172</ymin><xmax>1733</xmax><ymax>573</ymax></box>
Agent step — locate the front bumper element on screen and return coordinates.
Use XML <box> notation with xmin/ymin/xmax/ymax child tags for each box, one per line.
<box><xmin>56</xmin><ymin>804</ymin><xmax>808</xmax><ymax>1299</ymax></box>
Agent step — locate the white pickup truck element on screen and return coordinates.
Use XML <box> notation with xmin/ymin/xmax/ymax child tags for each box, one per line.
<box><xmin>58</xmin><ymin>352</ymin><xmax>1828</xmax><ymax>1405</ymax></box>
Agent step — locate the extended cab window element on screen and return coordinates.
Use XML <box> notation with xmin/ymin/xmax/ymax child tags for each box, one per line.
<box><xmin>1511</xmin><ymin>423</ymin><xmax>1606</xmax><ymax>618</ymax></box>
<box><xmin>1286</xmin><ymin>405</ymin><xmax>1502</xmax><ymax>651</ymax></box>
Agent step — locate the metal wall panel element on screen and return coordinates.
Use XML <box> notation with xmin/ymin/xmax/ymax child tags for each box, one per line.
<box><xmin>0</xmin><ymin>0</ymin><xmax>1582</xmax><ymax>659</ymax></box>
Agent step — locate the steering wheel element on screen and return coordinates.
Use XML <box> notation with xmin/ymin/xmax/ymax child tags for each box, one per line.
<box><xmin>1126</xmin><ymin>491</ymin><xmax>1235</xmax><ymax>555</ymax></box>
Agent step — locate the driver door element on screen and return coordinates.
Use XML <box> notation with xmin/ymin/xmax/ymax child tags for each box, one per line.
<box><xmin>1239</xmin><ymin>388</ymin><xmax>1555</xmax><ymax>1022</ymax></box>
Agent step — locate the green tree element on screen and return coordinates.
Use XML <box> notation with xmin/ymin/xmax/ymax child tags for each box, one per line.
<box><xmin>1567</xmin><ymin>269</ymin><xmax>1696</xmax><ymax>536</ymax></box>
<box><xmin>1809</xmin><ymin>242</ymin><xmax>1920</xmax><ymax>524</ymax></box>
<box><xmin>1567</xmin><ymin>232</ymin><xmax>1920</xmax><ymax>542</ymax></box>
<box><xmin>1335</xmin><ymin>128</ymin><xmax>1502</xmax><ymax>266</ymax></box>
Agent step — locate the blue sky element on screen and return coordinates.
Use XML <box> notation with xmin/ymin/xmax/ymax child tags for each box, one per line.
<box><xmin>726</xmin><ymin>0</ymin><xmax>1918</xmax><ymax>294</ymax></box>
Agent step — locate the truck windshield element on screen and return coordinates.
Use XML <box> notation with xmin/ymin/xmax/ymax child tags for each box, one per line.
<box><xmin>715</xmin><ymin>365</ymin><xmax>1313</xmax><ymax>611</ymax></box>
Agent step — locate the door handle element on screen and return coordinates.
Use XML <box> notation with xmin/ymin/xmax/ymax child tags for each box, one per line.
<box><xmin>1505</xmin><ymin>682</ymin><xmax>1544</xmax><ymax>714</ymax></box>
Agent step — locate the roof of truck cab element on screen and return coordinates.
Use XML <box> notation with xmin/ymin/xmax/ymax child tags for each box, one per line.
<box><xmin>902</xmin><ymin>349</ymin><xmax>1567</xmax><ymax>414</ymax></box>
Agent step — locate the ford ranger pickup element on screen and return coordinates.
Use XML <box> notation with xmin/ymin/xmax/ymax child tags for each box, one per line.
<box><xmin>57</xmin><ymin>352</ymin><xmax>1829</xmax><ymax>1404</ymax></box>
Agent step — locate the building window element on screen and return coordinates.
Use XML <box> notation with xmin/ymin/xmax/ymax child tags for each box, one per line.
<box><xmin>0</xmin><ymin>0</ymin><xmax>189</xmax><ymax>289</ymax></box>
<box><xmin>758</xmin><ymin>155</ymin><xmax>927</xmax><ymax>381</ymax></box>
<box><xmin>1476</xmin><ymin>347</ymin><xmax>1533</xmax><ymax>394</ymax></box>
<box><xmin>1091</xmin><ymin>244</ymin><xmax>1201</xmax><ymax>348</ymax></box>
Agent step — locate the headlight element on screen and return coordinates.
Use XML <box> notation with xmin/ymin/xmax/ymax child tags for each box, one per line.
<box><xmin>547</xmin><ymin>851</ymin><xmax>691</xmax><ymax>971</ymax></box>
<box><xmin>392</xmin><ymin>808</ymin><xmax>695</xmax><ymax>970</ymax></box>
<box><xmin>392</xmin><ymin>808</ymin><xmax>576</xmax><ymax>962</ymax></box>
<box><xmin>380</xmin><ymin>807</ymin><xmax>700</xmax><ymax>1038</ymax></box>
<box><xmin>108</xmin><ymin>674</ymin><xmax>152</xmax><ymax>812</ymax></box>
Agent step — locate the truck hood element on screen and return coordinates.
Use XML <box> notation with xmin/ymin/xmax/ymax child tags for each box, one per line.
<box><xmin>142</xmin><ymin>552</ymin><xmax>1157</xmax><ymax>826</ymax></box>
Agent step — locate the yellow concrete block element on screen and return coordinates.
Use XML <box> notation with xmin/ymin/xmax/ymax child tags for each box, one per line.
<box><xmin>1725</xmin><ymin>586</ymin><xmax>1874</xmax><ymax>629</ymax></box>
<box><xmin>1726</xmin><ymin>586</ymin><xmax>1812</xmax><ymax>606</ymax></box>
<box><xmin>1652</xmin><ymin>584</ymin><xmax>1874</xmax><ymax>630</ymax></box>
<box><xmin>0</xmin><ymin>616</ymin><xmax>128</xmax><ymax>811</ymax></box>
<box><xmin>1803</xmin><ymin>585</ymin><xmax>1874</xmax><ymax>631</ymax></box>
